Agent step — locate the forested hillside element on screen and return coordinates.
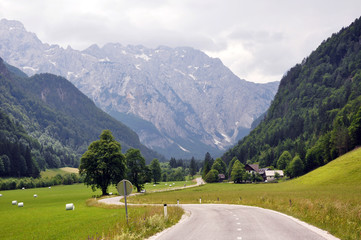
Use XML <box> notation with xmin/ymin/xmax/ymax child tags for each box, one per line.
<box><xmin>0</xmin><ymin>58</ymin><xmax>163</xmax><ymax>176</ymax></box>
<box><xmin>222</xmin><ymin>17</ymin><xmax>361</xmax><ymax>175</ymax></box>
<box><xmin>0</xmin><ymin>110</ymin><xmax>40</xmax><ymax>177</ymax></box>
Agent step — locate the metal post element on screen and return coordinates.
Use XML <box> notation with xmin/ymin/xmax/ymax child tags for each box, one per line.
<box><xmin>199</xmin><ymin>197</ymin><xmax>202</xmax><ymax>204</ymax></box>
<box><xmin>124</xmin><ymin>180</ymin><xmax>129</xmax><ymax>224</ymax></box>
<box><xmin>164</xmin><ymin>204</ymin><xmax>168</xmax><ymax>219</ymax></box>
<box><xmin>177</xmin><ymin>199</ymin><xmax>179</xmax><ymax>206</ymax></box>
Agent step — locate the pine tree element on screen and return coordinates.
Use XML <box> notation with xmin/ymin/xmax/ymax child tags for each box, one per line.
<box><xmin>202</xmin><ymin>152</ymin><xmax>212</xmax><ymax>179</ymax></box>
<box><xmin>189</xmin><ymin>157</ymin><xmax>197</xmax><ymax>177</ymax></box>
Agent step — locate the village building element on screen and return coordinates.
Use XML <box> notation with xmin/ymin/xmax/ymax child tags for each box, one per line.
<box><xmin>218</xmin><ymin>174</ymin><xmax>226</xmax><ymax>182</ymax></box>
<box><xmin>244</xmin><ymin>164</ymin><xmax>259</xmax><ymax>173</ymax></box>
<box><xmin>243</xmin><ymin>163</ymin><xmax>284</xmax><ymax>182</ymax></box>
<box><xmin>263</xmin><ymin>170</ymin><xmax>284</xmax><ymax>182</ymax></box>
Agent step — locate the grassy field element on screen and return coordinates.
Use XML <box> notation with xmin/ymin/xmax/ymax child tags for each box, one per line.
<box><xmin>0</xmin><ymin>184</ymin><xmax>183</xmax><ymax>240</ymax></box>
<box><xmin>142</xmin><ymin>179</ymin><xmax>196</xmax><ymax>192</ymax></box>
<box><xmin>60</xmin><ymin>167</ymin><xmax>79</xmax><ymax>174</ymax></box>
<box><xmin>129</xmin><ymin>148</ymin><xmax>361</xmax><ymax>240</ymax></box>
<box><xmin>40</xmin><ymin>167</ymin><xmax>79</xmax><ymax>178</ymax></box>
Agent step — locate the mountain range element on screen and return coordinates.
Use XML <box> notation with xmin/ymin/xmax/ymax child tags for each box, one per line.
<box><xmin>0</xmin><ymin>19</ymin><xmax>279</xmax><ymax>159</ymax></box>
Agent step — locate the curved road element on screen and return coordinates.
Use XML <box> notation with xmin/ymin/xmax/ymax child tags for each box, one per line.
<box><xmin>100</xmin><ymin>178</ymin><xmax>338</xmax><ymax>240</ymax></box>
<box><xmin>149</xmin><ymin>204</ymin><xmax>338</xmax><ymax>240</ymax></box>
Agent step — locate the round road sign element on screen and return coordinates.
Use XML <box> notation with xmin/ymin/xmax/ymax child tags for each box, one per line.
<box><xmin>117</xmin><ymin>179</ymin><xmax>133</xmax><ymax>196</ymax></box>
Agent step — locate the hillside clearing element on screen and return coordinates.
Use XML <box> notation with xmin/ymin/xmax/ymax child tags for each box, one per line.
<box><xmin>60</xmin><ymin>167</ymin><xmax>79</xmax><ymax>174</ymax></box>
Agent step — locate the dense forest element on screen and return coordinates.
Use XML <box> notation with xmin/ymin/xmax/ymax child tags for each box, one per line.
<box><xmin>0</xmin><ymin>110</ymin><xmax>40</xmax><ymax>177</ymax></box>
<box><xmin>0</xmin><ymin>58</ymin><xmax>163</xmax><ymax>177</ymax></box>
<box><xmin>222</xmin><ymin>16</ymin><xmax>361</xmax><ymax>175</ymax></box>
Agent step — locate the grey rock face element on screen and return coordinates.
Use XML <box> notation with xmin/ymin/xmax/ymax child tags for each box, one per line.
<box><xmin>0</xmin><ymin>19</ymin><xmax>279</xmax><ymax>158</ymax></box>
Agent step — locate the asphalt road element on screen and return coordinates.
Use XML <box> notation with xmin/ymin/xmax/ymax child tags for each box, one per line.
<box><xmin>99</xmin><ymin>178</ymin><xmax>338</xmax><ymax>240</ymax></box>
<box><xmin>148</xmin><ymin>204</ymin><xmax>339</xmax><ymax>240</ymax></box>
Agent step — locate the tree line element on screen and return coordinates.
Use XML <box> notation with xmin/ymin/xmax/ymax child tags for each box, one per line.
<box><xmin>79</xmin><ymin>130</ymin><xmax>206</xmax><ymax>195</ymax></box>
<box><xmin>201</xmin><ymin>152</ymin><xmax>264</xmax><ymax>183</ymax></box>
<box><xmin>0</xmin><ymin>173</ymin><xmax>84</xmax><ymax>191</ymax></box>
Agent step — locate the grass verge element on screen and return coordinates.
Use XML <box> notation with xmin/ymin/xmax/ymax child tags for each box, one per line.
<box><xmin>128</xmin><ymin>148</ymin><xmax>361</xmax><ymax>240</ymax></box>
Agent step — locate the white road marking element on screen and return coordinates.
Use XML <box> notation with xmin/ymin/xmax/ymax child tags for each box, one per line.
<box><xmin>237</xmin><ymin>228</ymin><xmax>242</xmax><ymax>231</ymax></box>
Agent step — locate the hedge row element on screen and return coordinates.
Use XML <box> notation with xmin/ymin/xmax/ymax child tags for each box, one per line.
<box><xmin>0</xmin><ymin>173</ymin><xmax>84</xmax><ymax>190</ymax></box>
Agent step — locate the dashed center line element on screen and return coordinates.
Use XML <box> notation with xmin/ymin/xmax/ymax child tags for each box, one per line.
<box><xmin>237</xmin><ymin>222</ymin><xmax>241</xmax><ymax>225</ymax></box>
<box><xmin>237</xmin><ymin>237</ymin><xmax>242</xmax><ymax>240</ymax></box>
<box><xmin>237</xmin><ymin>228</ymin><xmax>242</xmax><ymax>231</ymax></box>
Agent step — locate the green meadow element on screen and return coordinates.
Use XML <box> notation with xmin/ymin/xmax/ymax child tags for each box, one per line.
<box><xmin>1</xmin><ymin>149</ymin><xmax>359</xmax><ymax>239</ymax></box>
<box><xmin>142</xmin><ymin>179</ymin><xmax>196</xmax><ymax>192</ymax></box>
<box><xmin>40</xmin><ymin>167</ymin><xmax>79</xmax><ymax>178</ymax></box>
<box><xmin>0</xmin><ymin>184</ymin><xmax>182</xmax><ymax>240</ymax></box>
<box><xmin>129</xmin><ymin>148</ymin><xmax>361</xmax><ymax>240</ymax></box>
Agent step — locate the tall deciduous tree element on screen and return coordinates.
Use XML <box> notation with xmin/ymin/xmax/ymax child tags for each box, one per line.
<box><xmin>125</xmin><ymin>148</ymin><xmax>146</xmax><ymax>192</ymax></box>
<box><xmin>204</xmin><ymin>169</ymin><xmax>219</xmax><ymax>183</ymax></box>
<box><xmin>227</xmin><ymin>157</ymin><xmax>238</xmax><ymax>180</ymax></box>
<box><xmin>212</xmin><ymin>158</ymin><xmax>227</xmax><ymax>176</ymax></box>
<box><xmin>79</xmin><ymin>130</ymin><xmax>126</xmax><ymax>195</ymax></box>
<box><xmin>287</xmin><ymin>155</ymin><xmax>304</xmax><ymax>178</ymax></box>
<box><xmin>143</xmin><ymin>165</ymin><xmax>152</xmax><ymax>183</ymax></box>
<box><xmin>277</xmin><ymin>151</ymin><xmax>292</xmax><ymax>170</ymax></box>
<box><xmin>231</xmin><ymin>160</ymin><xmax>245</xmax><ymax>183</ymax></box>
<box><xmin>150</xmin><ymin>158</ymin><xmax>161</xmax><ymax>183</ymax></box>
<box><xmin>349</xmin><ymin>106</ymin><xmax>361</xmax><ymax>147</ymax></box>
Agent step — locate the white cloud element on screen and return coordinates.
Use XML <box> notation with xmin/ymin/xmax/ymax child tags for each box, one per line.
<box><xmin>0</xmin><ymin>0</ymin><xmax>360</xmax><ymax>83</ymax></box>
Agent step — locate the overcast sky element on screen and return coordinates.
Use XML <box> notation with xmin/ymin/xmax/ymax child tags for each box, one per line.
<box><xmin>0</xmin><ymin>0</ymin><xmax>360</xmax><ymax>83</ymax></box>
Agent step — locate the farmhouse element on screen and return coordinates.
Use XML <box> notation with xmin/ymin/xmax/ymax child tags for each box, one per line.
<box><xmin>263</xmin><ymin>170</ymin><xmax>284</xmax><ymax>182</ymax></box>
<box><xmin>245</xmin><ymin>164</ymin><xmax>259</xmax><ymax>173</ymax></box>
<box><xmin>218</xmin><ymin>174</ymin><xmax>226</xmax><ymax>182</ymax></box>
<box><xmin>243</xmin><ymin>163</ymin><xmax>284</xmax><ymax>182</ymax></box>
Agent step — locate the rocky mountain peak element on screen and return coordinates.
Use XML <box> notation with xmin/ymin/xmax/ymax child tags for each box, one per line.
<box><xmin>0</xmin><ymin>18</ymin><xmax>279</xmax><ymax>159</ymax></box>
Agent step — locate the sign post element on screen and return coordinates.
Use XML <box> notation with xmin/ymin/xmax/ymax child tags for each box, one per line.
<box><xmin>117</xmin><ymin>179</ymin><xmax>133</xmax><ymax>224</ymax></box>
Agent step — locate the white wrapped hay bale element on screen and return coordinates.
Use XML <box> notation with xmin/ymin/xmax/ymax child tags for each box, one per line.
<box><xmin>0</xmin><ymin>194</ymin><xmax>2</xmax><ymax>197</ymax></box>
<box><xmin>65</xmin><ymin>203</ymin><xmax>75</xmax><ymax>210</ymax></box>
<box><xmin>18</xmin><ymin>202</ymin><xmax>24</xmax><ymax>207</ymax></box>
<box><xmin>12</xmin><ymin>200</ymin><xmax>17</xmax><ymax>205</ymax></box>
<box><xmin>34</xmin><ymin>194</ymin><xmax>38</xmax><ymax>198</ymax></box>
